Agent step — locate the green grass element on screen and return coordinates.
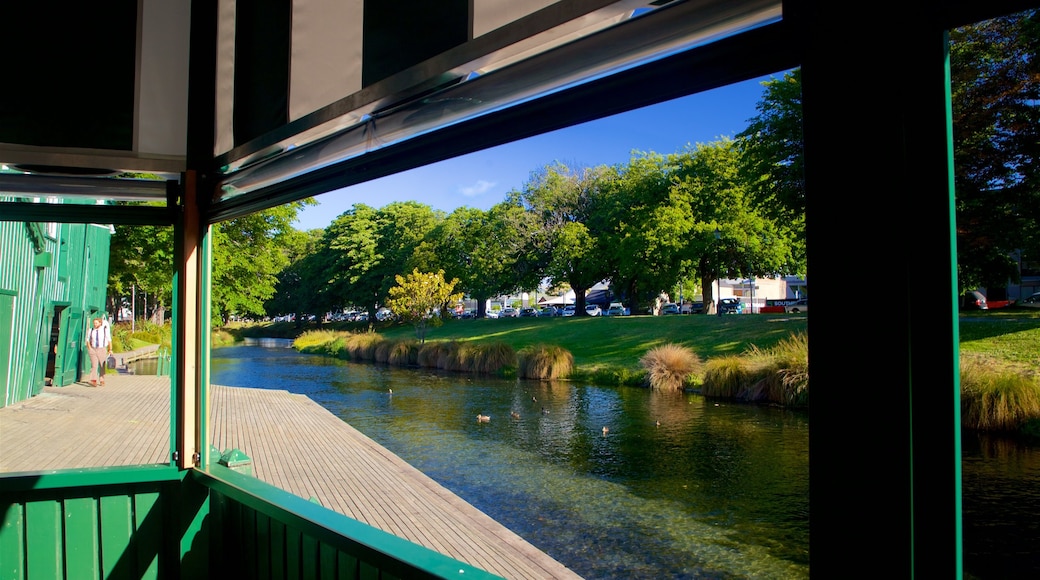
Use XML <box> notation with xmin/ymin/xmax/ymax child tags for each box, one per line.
<box><xmin>376</xmin><ymin>313</ymin><xmax>809</xmax><ymax>376</ymax></box>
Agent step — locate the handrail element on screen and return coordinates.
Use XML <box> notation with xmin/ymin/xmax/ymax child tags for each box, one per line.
<box><xmin>192</xmin><ymin>463</ymin><xmax>503</xmax><ymax>580</ymax></box>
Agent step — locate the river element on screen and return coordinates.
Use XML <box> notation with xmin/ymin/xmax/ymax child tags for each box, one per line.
<box><xmin>194</xmin><ymin>343</ymin><xmax>1038</xmax><ymax>578</ymax></box>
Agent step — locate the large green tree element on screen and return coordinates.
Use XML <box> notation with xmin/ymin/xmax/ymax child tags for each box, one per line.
<box><xmin>596</xmin><ymin>151</ymin><xmax>686</xmax><ymax>314</ymax></box>
<box><xmin>950</xmin><ymin>9</ymin><xmax>1040</xmax><ymax>294</ymax></box>
<box><xmin>318</xmin><ymin>202</ymin><xmax>441</xmax><ymax>319</ymax></box>
<box><xmin>518</xmin><ymin>163</ymin><xmax>611</xmax><ymax>315</ymax></box>
<box><xmin>108</xmin><ymin>220</ymin><xmax>175</xmax><ymax>323</ymax></box>
<box><xmin>735</xmin><ymin>68</ymin><xmax>807</xmax><ymax>276</ymax></box>
<box><xmin>265</xmin><ymin>227</ymin><xmax>325</xmax><ymax>322</ymax></box>
<box><xmin>210</xmin><ymin>202</ymin><xmax>309</xmax><ymax>323</ymax></box>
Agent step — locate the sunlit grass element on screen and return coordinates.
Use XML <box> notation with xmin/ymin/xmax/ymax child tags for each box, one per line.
<box><xmin>518</xmin><ymin>344</ymin><xmax>574</xmax><ymax>380</ymax></box>
<box><xmin>640</xmin><ymin>344</ymin><xmax>702</xmax><ymax>391</ymax></box>
<box><xmin>960</xmin><ymin>354</ymin><xmax>1040</xmax><ymax>432</ymax></box>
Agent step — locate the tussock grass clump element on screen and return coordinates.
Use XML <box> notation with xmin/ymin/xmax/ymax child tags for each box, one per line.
<box><xmin>388</xmin><ymin>340</ymin><xmax>419</xmax><ymax>366</ymax></box>
<box><xmin>294</xmin><ymin>329</ymin><xmax>350</xmax><ymax>352</ymax></box>
<box><xmin>415</xmin><ymin>342</ymin><xmax>442</xmax><ymax>368</ymax></box>
<box><xmin>518</xmin><ymin>344</ymin><xmax>574</xmax><ymax>380</ymax></box>
<box><xmin>373</xmin><ymin>339</ymin><xmax>394</xmax><ymax>364</ymax></box>
<box><xmin>416</xmin><ymin>341</ymin><xmax>463</xmax><ymax>369</ymax></box>
<box><xmin>437</xmin><ymin>341</ymin><xmax>463</xmax><ymax>371</ymax></box>
<box><xmin>344</xmin><ymin>333</ymin><xmax>384</xmax><ymax>361</ymax></box>
<box><xmin>701</xmin><ymin>356</ymin><xmax>751</xmax><ymax>399</ymax></box>
<box><xmin>961</xmin><ymin>357</ymin><xmax>1040</xmax><ymax>432</ymax></box>
<box><xmin>640</xmin><ymin>344</ymin><xmax>702</xmax><ymax>390</ymax></box>
<box><xmin>702</xmin><ymin>332</ymin><xmax>809</xmax><ymax>407</ymax></box>
<box><xmin>470</xmin><ymin>342</ymin><xmax>517</xmax><ymax>374</ymax></box>
<box><xmin>742</xmin><ymin>332</ymin><xmax>809</xmax><ymax>406</ymax></box>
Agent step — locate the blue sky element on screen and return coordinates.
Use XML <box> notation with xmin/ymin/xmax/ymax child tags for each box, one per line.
<box><xmin>294</xmin><ymin>73</ymin><xmax>785</xmax><ymax>231</ymax></box>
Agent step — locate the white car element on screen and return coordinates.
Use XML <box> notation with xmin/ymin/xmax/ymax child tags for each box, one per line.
<box><xmin>561</xmin><ymin>305</ymin><xmax>576</xmax><ymax>317</ymax></box>
<box><xmin>785</xmin><ymin>299</ymin><xmax>808</xmax><ymax>313</ymax></box>
<box><xmin>585</xmin><ymin>304</ymin><xmax>602</xmax><ymax>316</ymax></box>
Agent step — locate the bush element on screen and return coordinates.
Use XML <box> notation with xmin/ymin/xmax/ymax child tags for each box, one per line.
<box><xmin>640</xmin><ymin>344</ymin><xmax>702</xmax><ymax>390</ymax></box>
<box><xmin>388</xmin><ymin>340</ymin><xmax>419</xmax><ymax>366</ymax></box>
<box><xmin>295</xmin><ymin>329</ymin><xmax>349</xmax><ymax>352</ymax></box>
<box><xmin>518</xmin><ymin>344</ymin><xmax>574</xmax><ymax>380</ymax></box>
<box><xmin>961</xmin><ymin>357</ymin><xmax>1040</xmax><ymax>432</ymax></box>
<box><xmin>701</xmin><ymin>356</ymin><xmax>750</xmax><ymax>399</ymax></box>
<box><xmin>470</xmin><ymin>342</ymin><xmax>517</xmax><ymax>375</ymax></box>
<box><xmin>345</xmin><ymin>333</ymin><xmax>384</xmax><ymax>361</ymax></box>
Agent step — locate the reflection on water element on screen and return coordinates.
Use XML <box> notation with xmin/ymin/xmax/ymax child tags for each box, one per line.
<box><xmin>212</xmin><ymin>344</ymin><xmax>809</xmax><ymax>579</ymax></box>
<box><xmin>209</xmin><ymin>344</ymin><xmax>1040</xmax><ymax>578</ymax></box>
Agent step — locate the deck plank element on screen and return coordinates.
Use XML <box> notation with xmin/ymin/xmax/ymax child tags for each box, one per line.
<box><xmin>0</xmin><ymin>375</ymin><xmax>581</xmax><ymax>580</ymax></box>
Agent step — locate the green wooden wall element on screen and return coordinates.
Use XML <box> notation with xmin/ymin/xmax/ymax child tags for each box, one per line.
<box><xmin>0</xmin><ymin>209</ymin><xmax>111</xmax><ymax>407</ymax></box>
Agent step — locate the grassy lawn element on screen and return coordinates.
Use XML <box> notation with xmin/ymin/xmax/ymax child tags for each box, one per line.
<box><xmin>226</xmin><ymin>308</ymin><xmax>1039</xmax><ymax>378</ymax></box>
<box><xmin>376</xmin><ymin>313</ymin><xmax>808</xmax><ymax>374</ymax></box>
<box><xmin>958</xmin><ymin>309</ymin><xmax>1040</xmax><ymax>372</ymax></box>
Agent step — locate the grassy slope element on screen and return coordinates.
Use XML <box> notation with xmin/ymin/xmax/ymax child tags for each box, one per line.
<box><xmin>229</xmin><ymin>308</ymin><xmax>1040</xmax><ymax>376</ymax></box>
<box><xmin>370</xmin><ymin>313</ymin><xmax>808</xmax><ymax>374</ymax></box>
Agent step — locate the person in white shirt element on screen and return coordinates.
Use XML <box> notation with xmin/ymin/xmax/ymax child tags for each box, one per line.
<box><xmin>85</xmin><ymin>317</ymin><xmax>111</xmax><ymax>386</ymax></box>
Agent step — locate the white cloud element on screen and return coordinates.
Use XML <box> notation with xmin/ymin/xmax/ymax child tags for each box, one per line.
<box><xmin>459</xmin><ymin>179</ymin><xmax>496</xmax><ymax>197</ymax></box>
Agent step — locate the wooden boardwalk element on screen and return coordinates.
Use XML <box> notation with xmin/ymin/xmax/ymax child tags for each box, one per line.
<box><xmin>0</xmin><ymin>375</ymin><xmax>582</xmax><ymax>580</ymax></box>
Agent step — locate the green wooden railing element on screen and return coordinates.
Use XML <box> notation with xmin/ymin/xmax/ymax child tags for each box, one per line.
<box><xmin>0</xmin><ymin>464</ymin><xmax>502</xmax><ymax>579</ymax></box>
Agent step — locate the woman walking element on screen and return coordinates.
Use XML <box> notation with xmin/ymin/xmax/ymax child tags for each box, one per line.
<box><xmin>85</xmin><ymin>317</ymin><xmax>111</xmax><ymax>386</ymax></box>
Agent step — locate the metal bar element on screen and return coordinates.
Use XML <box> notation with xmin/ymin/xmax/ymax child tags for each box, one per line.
<box><xmin>0</xmin><ymin>202</ymin><xmax>174</xmax><ymax>226</ymax></box>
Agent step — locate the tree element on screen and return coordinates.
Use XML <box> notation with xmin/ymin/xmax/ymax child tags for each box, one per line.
<box><xmin>596</xmin><ymin>151</ymin><xmax>686</xmax><ymax>314</ymax></box>
<box><xmin>266</xmin><ymin>228</ymin><xmax>325</xmax><ymax>322</ymax></box>
<box><xmin>318</xmin><ymin>202</ymin><xmax>440</xmax><ymax>320</ymax></box>
<box><xmin>386</xmin><ymin>269</ymin><xmax>463</xmax><ymax>343</ymax></box>
<box><xmin>210</xmin><ymin>202</ymin><xmax>308</xmax><ymax>324</ymax></box>
<box><xmin>950</xmin><ymin>10</ymin><xmax>1040</xmax><ymax>294</ymax></box>
<box><xmin>668</xmin><ymin>140</ymin><xmax>795</xmax><ymax>314</ymax></box>
<box><xmin>108</xmin><ymin>218</ymin><xmax>175</xmax><ymax>324</ymax></box>
<box><xmin>518</xmin><ymin>163</ymin><xmax>611</xmax><ymax>315</ymax></box>
<box><xmin>735</xmin><ymin>68</ymin><xmax>807</xmax><ymax>276</ymax></box>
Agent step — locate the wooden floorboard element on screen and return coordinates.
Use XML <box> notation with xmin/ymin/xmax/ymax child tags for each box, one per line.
<box><xmin>0</xmin><ymin>374</ymin><xmax>581</xmax><ymax>580</ymax></box>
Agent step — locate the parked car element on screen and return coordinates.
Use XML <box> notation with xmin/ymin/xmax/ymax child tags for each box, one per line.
<box><xmin>538</xmin><ymin>307</ymin><xmax>558</xmax><ymax>317</ymax></box>
<box><xmin>660</xmin><ymin>302</ymin><xmax>680</xmax><ymax>315</ymax></box>
<box><xmin>718</xmin><ymin>297</ymin><xmax>744</xmax><ymax>314</ymax></box>
<box><xmin>500</xmin><ymin>307</ymin><xmax>519</xmax><ymax>318</ymax></box>
<box><xmin>519</xmin><ymin>307</ymin><xmax>539</xmax><ymax>317</ymax></box>
<box><xmin>1019</xmin><ymin>292</ymin><xmax>1040</xmax><ymax>309</ymax></box>
<box><xmin>585</xmin><ymin>304</ymin><xmax>602</xmax><ymax>316</ymax></box>
<box><xmin>605</xmin><ymin>303</ymin><xmax>626</xmax><ymax>316</ymax></box>
<box><xmin>561</xmin><ymin>305</ymin><xmax>576</xmax><ymax>317</ymax></box>
<box><xmin>960</xmin><ymin>290</ymin><xmax>988</xmax><ymax>310</ymax></box>
<box><xmin>682</xmin><ymin>302</ymin><xmax>705</xmax><ymax>314</ymax></box>
<box><xmin>486</xmin><ymin>309</ymin><xmax>500</xmax><ymax>318</ymax></box>
<box><xmin>784</xmin><ymin>298</ymin><xmax>808</xmax><ymax>313</ymax></box>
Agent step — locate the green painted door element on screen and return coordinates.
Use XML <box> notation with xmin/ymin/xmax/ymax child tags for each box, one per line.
<box><xmin>60</xmin><ymin>310</ymin><xmax>83</xmax><ymax>386</ymax></box>
<box><xmin>0</xmin><ymin>292</ymin><xmax>14</xmax><ymax>403</ymax></box>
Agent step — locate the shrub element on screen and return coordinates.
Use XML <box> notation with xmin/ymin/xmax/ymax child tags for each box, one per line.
<box><xmin>344</xmin><ymin>333</ymin><xmax>384</xmax><ymax>361</ymax></box>
<box><xmin>518</xmin><ymin>344</ymin><xmax>574</xmax><ymax>380</ymax></box>
<box><xmin>294</xmin><ymin>329</ymin><xmax>349</xmax><ymax>352</ymax></box>
<box><xmin>701</xmin><ymin>356</ymin><xmax>749</xmax><ymax>399</ymax></box>
<box><xmin>437</xmin><ymin>341</ymin><xmax>463</xmax><ymax>371</ymax></box>
<box><xmin>961</xmin><ymin>358</ymin><xmax>1040</xmax><ymax>432</ymax></box>
<box><xmin>470</xmin><ymin>342</ymin><xmax>517</xmax><ymax>374</ymax></box>
<box><xmin>387</xmin><ymin>340</ymin><xmax>419</xmax><ymax>366</ymax></box>
<box><xmin>416</xmin><ymin>342</ymin><xmax>443</xmax><ymax>368</ymax></box>
<box><xmin>640</xmin><ymin>344</ymin><xmax>702</xmax><ymax>390</ymax></box>
<box><xmin>373</xmin><ymin>339</ymin><xmax>393</xmax><ymax>363</ymax></box>
<box><xmin>741</xmin><ymin>332</ymin><xmax>809</xmax><ymax>406</ymax></box>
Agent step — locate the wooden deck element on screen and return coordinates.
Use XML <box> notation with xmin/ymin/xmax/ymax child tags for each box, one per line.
<box><xmin>0</xmin><ymin>375</ymin><xmax>582</xmax><ymax>580</ymax></box>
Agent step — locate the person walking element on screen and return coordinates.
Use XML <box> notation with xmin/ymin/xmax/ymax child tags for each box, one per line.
<box><xmin>85</xmin><ymin>317</ymin><xmax>111</xmax><ymax>386</ymax></box>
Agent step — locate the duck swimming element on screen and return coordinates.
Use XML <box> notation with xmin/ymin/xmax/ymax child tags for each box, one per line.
<box><xmin>477</xmin><ymin>414</ymin><xmax>491</xmax><ymax>423</ymax></box>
